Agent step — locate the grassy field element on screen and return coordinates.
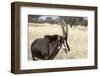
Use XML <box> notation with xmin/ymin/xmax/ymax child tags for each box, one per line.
<box><xmin>28</xmin><ymin>23</ymin><xmax>88</xmax><ymax>60</ymax></box>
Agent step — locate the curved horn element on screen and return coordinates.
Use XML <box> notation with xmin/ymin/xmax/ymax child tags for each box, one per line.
<box><xmin>60</xmin><ymin>19</ymin><xmax>68</xmax><ymax>39</ymax></box>
<box><xmin>53</xmin><ymin>19</ymin><xmax>68</xmax><ymax>40</ymax></box>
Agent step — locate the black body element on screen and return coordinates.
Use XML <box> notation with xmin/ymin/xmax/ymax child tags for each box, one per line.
<box><xmin>31</xmin><ymin>35</ymin><xmax>64</xmax><ymax>60</ymax></box>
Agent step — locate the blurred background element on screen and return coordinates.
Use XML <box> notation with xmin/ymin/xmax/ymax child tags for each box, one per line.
<box><xmin>28</xmin><ymin>15</ymin><xmax>88</xmax><ymax>27</ymax></box>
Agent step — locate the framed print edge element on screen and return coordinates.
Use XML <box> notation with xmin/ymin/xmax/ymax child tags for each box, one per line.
<box><xmin>11</xmin><ymin>2</ymin><xmax>98</xmax><ymax>74</ymax></box>
<box><xmin>11</xmin><ymin>2</ymin><xmax>20</xmax><ymax>74</ymax></box>
<box><xmin>11</xmin><ymin>2</ymin><xmax>16</xmax><ymax>73</ymax></box>
<box><xmin>94</xmin><ymin>7</ymin><xmax>98</xmax><ymax>69</ymax></box>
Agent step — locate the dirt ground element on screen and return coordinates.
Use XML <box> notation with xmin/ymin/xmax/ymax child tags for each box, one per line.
<box><xmin>28</xmin><ymin>23</ymin><xmax>88</xmax><ymax>60</ymax></box>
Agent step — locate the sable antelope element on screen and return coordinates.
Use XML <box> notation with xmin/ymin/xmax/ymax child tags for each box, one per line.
<box><xmin>31</xmin><ymin>19</ymin><xmax>70</xmax><ymax>60</ymax></box>
<box><xmin>31</xmin><ymin>35</ymin><xmax>63</xmax><ymax>60</ymax></box>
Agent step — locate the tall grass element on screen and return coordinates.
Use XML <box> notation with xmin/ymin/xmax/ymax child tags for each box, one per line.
<box><xmin>28</xmin><ymin>23</ymin><xmax>88</xmax><ymax>60</ymax></box>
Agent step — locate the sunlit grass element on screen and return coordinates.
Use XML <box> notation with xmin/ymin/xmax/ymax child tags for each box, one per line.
<box><xmin>28</xmin><ymin>23</ymin><xmax>88</xmax><ymax>60</ymax></box>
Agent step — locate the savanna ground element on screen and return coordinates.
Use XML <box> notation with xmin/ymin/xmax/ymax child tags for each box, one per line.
<box><xmin>28</xmin><ymin>23</ymin><xmax>88</xmax><ymax>60</ymax></box>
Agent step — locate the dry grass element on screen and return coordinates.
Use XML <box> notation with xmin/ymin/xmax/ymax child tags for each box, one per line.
<box><xmin>28</xmin><ymin>23</ymin><xmax>88</xmax><ymax>60</ymax></box>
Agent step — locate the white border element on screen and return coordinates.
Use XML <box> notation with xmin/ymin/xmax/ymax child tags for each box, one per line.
<box><xmin>20</xmin><ymin>6</ymin><xmax>95</xmax><ymax>70</ymax></box>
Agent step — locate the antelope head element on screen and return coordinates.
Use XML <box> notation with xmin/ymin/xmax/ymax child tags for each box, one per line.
<box><xmin>54</xmin><ymin>19</ymin><xmax>70</xmax><ymax>53</ymax></box>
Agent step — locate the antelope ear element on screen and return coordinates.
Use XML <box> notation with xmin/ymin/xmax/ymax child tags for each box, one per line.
<box><xmin>44</xmin><ymin>35</ymin><xmax>51</xmax><ymax>39</ymax></box>
<box><xmin>57</xmin><ymin>36</ymin><xmax>61</xmax><ymax>40</ymax></box>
